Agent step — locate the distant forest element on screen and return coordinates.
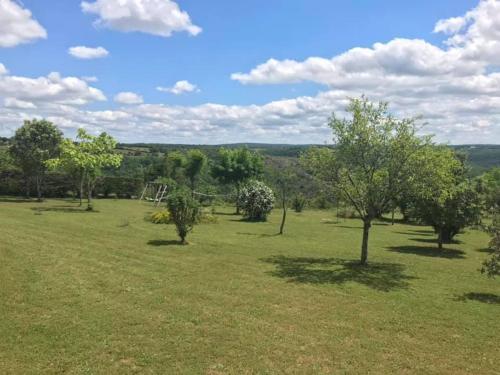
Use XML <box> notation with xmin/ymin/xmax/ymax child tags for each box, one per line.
<box><xmin>117</xmin><ymin>143</ymin><xmax>500</xmax><ymax>176</ymax></box>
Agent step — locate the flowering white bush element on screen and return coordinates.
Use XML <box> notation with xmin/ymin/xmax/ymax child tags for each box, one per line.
<box><xmin>238</xmin><ymin>180</ymin><xmax>274</xmax><ymax>221</ymax></box>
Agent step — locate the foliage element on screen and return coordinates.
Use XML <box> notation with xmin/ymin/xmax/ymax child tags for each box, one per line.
<box><xmin>480</xmin><ymin>167</ymin><xmax>500</xmax><ymax>210</ymax></box>
<box><xmin>165</xmin><ymin>151</ymin><xmax>186</xmax><ymax>182</ymax></box>
<box><xmin>238</xmin><ymin>180</ymin><xmax>274</xmax><ymax>221</ymax></box>
<box><xmin>166</xmin><ymin>190</ymin><xmax>200</xmax><ymax>244</ymax></box>
<box><xmin>184</xmin><ymin>149</ymin><xmax>207</xmax><ymax>193</ymax></box>
<box><xmin>408</xmin><ymin>147</ymin><xmax>482</xmax><ymax>248</ymax></box>
<box><xmin>481</xmin><ymin>210</ymin><xmax>500</xmax><ymax>277</ymax></box>
<box><xmin>301</xmin><ymin>97</ymin><xmax>431</xmax><ymax>264</ymax></box>
<box><xmin>211</xmin><ymin>147</ymin><xmax>264</xmax><ymax>213</ymax></box>
<box><xmin>149</xmin><ymin>210</ymin><xmax>171</xmax><ymax>224</ymax></box>
<box><xmin>291</xmin><ymin>194</ymin><xmax>306</xmax><ymax>213</ymax></box>
<box><xmin>10</xmin><ymin>119</ymin><xmax>63</xmax><ymax>200</ymax></box>
<box><xmin>47</xmin><ymin>129</ymin><xmax>122</xmax><ymax>210</ymax></box>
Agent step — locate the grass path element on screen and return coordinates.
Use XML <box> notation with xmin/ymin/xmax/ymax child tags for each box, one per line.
<box><xmin>0</xmin><ymin>198</ymin><xmax>498</xmax><ymax>374</ymax></box>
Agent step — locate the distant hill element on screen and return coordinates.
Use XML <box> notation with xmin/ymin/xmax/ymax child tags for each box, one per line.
<box><xmin>118</xmin><ymin>143</ymin><xmax>499</xmax><ymax>175</ymax></box>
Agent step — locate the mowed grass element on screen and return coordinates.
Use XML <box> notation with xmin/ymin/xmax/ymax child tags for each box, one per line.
<box><xmin>0</xmin><ymin>198</ymin><xmax>498</xmax><ymax>374</ymax></box>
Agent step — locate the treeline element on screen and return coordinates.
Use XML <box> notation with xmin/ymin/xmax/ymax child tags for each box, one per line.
<box><xmin>0</xmin><ymin>97</ymin><xmax>498</xmax><ymax>274</ymax></box>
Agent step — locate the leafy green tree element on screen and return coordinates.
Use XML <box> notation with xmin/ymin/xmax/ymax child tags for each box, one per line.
<box><xmin>481</xmin><ymin>209</ymin><xmax>500</xmax><ymax>277</ymax></box>
<box><xmin>10</xmin><ymin>119</ymin><xmax>62</xmax><ymax>200</ymax></box>
<box><xmin>481</xmin><ymin>168</ymin><xmax>500</xmax><ymax>210</ymax></box>
<box><xmin>165</xmin><ymin>151</ymin><xmax>186</xmax><ymax>183</ymax></box>
<box><xmin>211</xmin><ymin>148</ymin><xmax>264</xmax><ymax>214</ymax></box>
<box><xmin>47</xmin><ymin>129</ymin><xmax>122</xmax><ymax>210</ymax></box>
<box><xmin>407</xmin><ymin>147</ymin><xmax>482</xmax><ymax>248</ymax></box>
<box><xmin>185</xmin><ymin>149</ymin><xmax>207</xmax><ymax>195</ymax></box>
<box><xmin>167</xmin><ymin>190</ymin><xmax>200</xmax><ymax>244</ymax></box>
<box><xmin>301</xmin><ymin>97</ymin><xmax>432</xmax><ymax>264</ymax></box>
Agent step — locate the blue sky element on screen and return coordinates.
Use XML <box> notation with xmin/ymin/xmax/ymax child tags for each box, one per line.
<box><xmin>0</xmin><ymin>0</ymin><xmax>499</xmax><ymax>144</ymax></box>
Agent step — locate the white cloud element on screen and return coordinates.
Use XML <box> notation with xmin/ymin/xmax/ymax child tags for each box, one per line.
<box><xmin>81</xmin><ymin>0</ymin><xmax>201</xmax><ymax>37</ymax></box>
<box><xmin>114</xmin><ymin>91</ymin><xmax>143</xmax><ymax>104</ymax></box>
<box><xmin>2</xmin><ymin>0</ymin><xmax>500</xmax><ymax>145</ymax></box>
<box><xmin>0</xmin><ymin>0</ymin><xmax>47</xmax><ymax>47</ymax></box>
<box><xmin>0</xmin><ymin>63</ymin><xmax>7</xmax><ymax>75</ymax></box>
<box><xmin>157</xmin><ymin>80</ymin><xmax>200</xmax><ymax>95</ymax></box>
<box><xmin>0</xmin><ymin>71</ymin><xmax>106</xmax><ymax>106</ymax></box>
<box><xmin>69</xmin><ymin>46</ymin><xmax>109</xmax><ymax>59</ymax></box>
<box><xmin>4</xmin><ymin>97</ymin><xmax>36</xmax><ymax>109</ymax></box>
<box><xmin>81</xmin><ymin>76</ymin><xmax>98</xmax><ymax>82</ymax></box>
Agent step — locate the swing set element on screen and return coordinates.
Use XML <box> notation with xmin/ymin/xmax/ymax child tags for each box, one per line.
<box><xmin>139</xmin><ymin>182</ymin><xmax>169</xmax><ymax>207</ymax></box>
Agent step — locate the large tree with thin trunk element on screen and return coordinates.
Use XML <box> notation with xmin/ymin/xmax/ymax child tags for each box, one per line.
<box><xmin>10</xmin><ymin>119</ymin><xmax>62</xmax><ymax>200</ymax></box>
<box><xmin>47</xmin><ymin>129</ymin><xmax>122</xmax><ymax>210</ymax></box>
<box><xmin>184</xmin><ymin>149</ymin><xmax>207</xmax><ymax>196</ymax></box>
<box><xmin>211</xmin><ymin>147</ymin><xmax>263</xmax><ymax>214</ymax></box>
<box><xmin>301</xmin><ymin>97</ymin><xmax>432</xmax><ymax>264</ymax></box>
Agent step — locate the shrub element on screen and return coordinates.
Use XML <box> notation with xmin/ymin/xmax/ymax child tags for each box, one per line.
<box><xmin>291</xmin><ymin>194</ymin><xmax>306</xmax><ymax>212</ymax></box>
<box><xmin>167</xmin><ymin>191</ymin><xmax>200</xmax><ymax>244</ymax></box>
<box><xmin>150</xmin><ymin>210</ymin><xmax>171</xmax><ymax>224</ymax></box>
<box><xmin>238</xmin><ymin>180</ymin><xmax>274</xmax><ymax>221</ymax></box>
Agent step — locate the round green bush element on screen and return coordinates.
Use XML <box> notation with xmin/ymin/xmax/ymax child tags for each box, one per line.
<box><xmin>238</xmin><ymin>180</ymin><xmax>274</xmax><ymax>221</ymax></box>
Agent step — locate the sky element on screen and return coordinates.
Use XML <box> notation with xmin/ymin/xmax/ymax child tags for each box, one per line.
<box><xmin>0</xmin><ymin>0</ymin><xmax>499</xmax><ymax>144</ymax></box>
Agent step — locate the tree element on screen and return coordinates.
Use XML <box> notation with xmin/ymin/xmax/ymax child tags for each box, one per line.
<box><xmin>47</xmin><ymin>129</ymin><xmax>122</xmax><ymax>210</ymax></box>
<box><xmin>414</xmin><ymin>180</ymin><xmax>482</xmax><ymax>249</ymax></box>
<box><xmin>481</xmin><ymin>209</ymin><xmax>500</xmax><ymax>277</ymax></box>
<box><xmin>301</xmin><ymin>97</ymin><xmax>431</xmax><ymax>264</ymax></box>
<box><xmin>211</xmin><ymin>148</ymin><xmax>264</xmax><ymax>214</ymax></box>
<box><xmin>167</xmin><ymin>190</ymin><xmax>199</xmax><ymax>244</ymax></box>
<box><xmin>184</xmin><ymin>149</ymin><xmax>207</xmax><ymax>195</ymax></box>
<box><xmin>481</xmin><ymin>168</ymin><xmax>500</xmax><ymax>210</ymax></box>
<box><xmin>406</xmin><ymin>146</ymin><xmax>482</xmax><ymax>249</ymax></box>
<box><xmin>165</xmin><ymin>151</ymin><xmax>186</xmax><ymax>183</ymax></box>
<box><xmin>10</xmin><ymin>119</ymin><xmax>62</xmax><ymax>200</ymax></box>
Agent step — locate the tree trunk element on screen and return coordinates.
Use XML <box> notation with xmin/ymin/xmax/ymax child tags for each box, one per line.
<box><xmin>279</xmin><ymin>194</ymin><xmax>287</xmax><ymax>235</ymax></box>
<box><xmin>235</xmin><ymin>185</ymin><xmax>241</xmax><ymax>215</ymax></box>
<box><xmin>437</xmin><ymin>228</ymin><xmax>443</xmax><ymax>250</ymax></box>
<box><xmin>36</xmin><ymin>175</ymin><xmax>42</xmax><ymax>202</ymax></box>
<box><xmin>79</xmin><ymin>174</ymin><xmax>84</xmax><ymax>206</ymax></box>
<box><xmin>25</xmin><ymin>176</ymin><xmax>31</xmax><ymax>199</ymax></box>
<box><xmin>86</xmin><ymin>178</ymin><xmax>93</xmax><ymax>211</ymax></box>
<box><xmin>360</xmin><ymin>219</ymin><xmax>371</xmax><ymax>265</ymax></box>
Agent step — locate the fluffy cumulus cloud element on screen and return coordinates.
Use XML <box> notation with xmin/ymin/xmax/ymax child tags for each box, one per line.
<box><xmin>2</xmin><ymin>0</ymin><xmax>500</xmax><ymax>144</ymax></box>
<box><xmin>81</xmin><ymin>0</ymin><xmax>201</xmax><ymax>37</ymax></box>
<box><xmin>68</xmin><ymin>46</ymin><xmax>109</xmax><ymax>59</ymax></box>
<box><xmin>157</xmin><ymin>80</ymin><xmax>199</xmax><ymax>95</ymax></box>
<box><xmin>0</xmin><ymin>0</ymin><xmax>47</xmax><ymax>47</ymax></box>
<box><xmin>114</xmin><ymin>91</ymin><xmax>143</xmax><ymax>104</ymax></box>
<box><xmin>0</xmin><ymin>68</ymin><xmax>106</xmax><ymax>106</ymax></box>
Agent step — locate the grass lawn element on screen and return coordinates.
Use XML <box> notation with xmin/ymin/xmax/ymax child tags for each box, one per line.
<box><xmin>0</xmin><ymin>198</ymin><xmax>498</xmax><ymax>374</ymax></box>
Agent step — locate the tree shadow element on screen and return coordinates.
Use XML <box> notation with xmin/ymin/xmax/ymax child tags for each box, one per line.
<box><xmin>409</xmin><ymin>237</ymin><xmax>461</xmax><ymax>245</ymax></box>
<box><xmin>0</xmin><ymin>197</ymin><xmax>34</xmax><ymax>203</ymax></box>
<box><xmin>31</xmin><ymin>206</ymin><xmax>96</xmax><ymax>214</ymax></box>
<box><xmin>260</xmin><ymin>256</ymin><xmax>415</xmax><ymax>292</ymax></box>
<box><xmin>237</xmin><ymin>232</ymin><xmax>279</xmax><ymax>238</ymax></box>
<box><xmin>455</xmin><ymin>292</ymin><xmax>500</xmax><ymax>305</ymax></box>
<box><xmin>387</xmin><ymin>245</ymin><xmax>465</xmax><ymax>259</ymax></box>
<box><xmin>147</xmin><ymin>239</ymin><xmax>183</xmax><ymax>246</ymax></box>
<box><xmin>476</xmin><ymin>247</ymin><xmax>494</xmax><ymax>254</ymax></box>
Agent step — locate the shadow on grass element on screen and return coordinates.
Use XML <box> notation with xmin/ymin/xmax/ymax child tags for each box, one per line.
<box><xmin>237</xmin><ymin>232</ymin><xmax>279</xmax><ymax>238</ymax></box>
<box><xmin>147</xmin><ymin>239</ymin><xmax>183</xmax><ymax>246</ymax></box>
<box><xmin>476</xmin><ymin>247</ymin><xmax>495</xmax><ymax>254</ymax></box>
<box><xmin>409</xmin><ymin>237</ymin><xmax>462</xmax><ymax>245</ymax></box>
<box><xmin>455</xmin><ymin>292</ymin><xmax>500</xmax><ymax>304</ymax></box>
<box><xmin>260</xmin><ymin>255</ymin><xmax>415</xmax><ymax>291</ymax></box>
<box><xmin>0</xmin><ymin>197</ymin><xmax>34</xmax><ymax>203</ymax></box>
<box><xmin>387</xmin><ymin>245</ymin><xmax>465</xmax><ymax>259</ymax></box>
<box><xmin>31</xmin><ymin>206</ymin><xmax>97</xmax><ymax>214</ymax></box>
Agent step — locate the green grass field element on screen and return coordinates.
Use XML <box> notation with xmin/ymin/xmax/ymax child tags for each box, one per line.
<box><xmin>1</xmin><ymin>198</ymin><xmax>498</xmax><ymax>374</ymax></box>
